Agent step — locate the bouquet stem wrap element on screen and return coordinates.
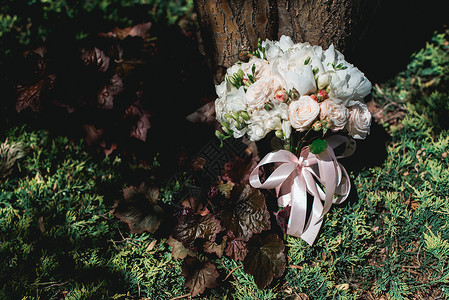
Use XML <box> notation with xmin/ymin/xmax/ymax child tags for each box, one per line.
<box><xmin>249</xmin><ymin>135</ymin><xmax>353</xmax><ymax>245</ymax></box>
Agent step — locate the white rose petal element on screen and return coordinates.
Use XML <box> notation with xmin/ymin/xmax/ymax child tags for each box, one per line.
<box><xmin>282</xmin><ymin>120</ymin><xmax>292</xmax><ymax>139</ymax></box>
<box><xmin>317</xmin><ymin>72</ymin><xmax>332</xmax><ymax>90</ymax></box>
<box><xmin>226</xmin><ymin>63</ymin><xmax>242</xmax><ymax>77</ymax></box>
<box><xmin>265</xmin><ymin>44</ymin><xmax>282</xmax><ymax>60</ymax></box>
<box><xmin>288</xmin><ymin>95</ymin><xmax>320</xmax><ymax>131</ymax></box>
<box><xmin>246</xmin><ymin>75</ymin><xmax>284</xmax><ymax>110</ymax></box>
<box><xmin>277</xmin><ymin>35</ymin><xmax>294</xmax><ymax>51</ymax></box>
<box><xmin>214</xmin><ymin>96</ymin><xmax>226</xmax><ymax>123</ymax></box>
<box><xmin>324</xmin><ymin>56</ymin><xmax>372</xmax><ymax>106</ymax></box>
<box><xmin>215</xmin><ymin>80</ymin><xmax>227</xmax><ymax>98</ymax></box>
<box><xmin>244</xmin><ymin>57</ymin><xmax>272</xmax><ymax>80</ymax></box>
<box><xmin>225</xmin><ymin>86</ymin><xmax>247</xmax><ymax>112</ymax></box>
<box><xmin>247</xmin><ymin>122</ymin><xmax>266</xmax><ymax>141</ymax></box>
<box><xmin>319</xmin><ymin>99</ymin><xmax>349</xmax><ymax>132</ymax></box>
<box><xmin>283</xmin><ymin>65</ymin><xmax>317</xmax><ymax>95</ymax></box>
<box><xmin>346</xmin><ymin>102</ymin><xmax>371</xmax><ymax>139</ymax></box>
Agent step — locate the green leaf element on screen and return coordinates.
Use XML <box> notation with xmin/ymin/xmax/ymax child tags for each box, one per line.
<box><xmin>220</xmin><ymin>184</ymin><xmax>270</xmax><ymax>241</ymax></box>
<box><xmin>243</xmin><ymin>234</ymin><xmax>286</xmax><ymax>289</ymax></box>
<box><xmin>304</xmin><ymin>56</ymin><xmax>311</xmax><ymax>65</ymax></box>
<box><xmin>181</xmin><ymin>258</ymin><xmax>219</xmax><ymax>297</ymax></box>
<box><xmin>309</xmin><ymin>138</ymin><xmax>328</xmax><ymax>154</ymax></box>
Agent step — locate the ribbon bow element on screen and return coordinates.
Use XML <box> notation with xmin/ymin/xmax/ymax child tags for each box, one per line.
<box><xmin>249</xmin><ymin>135</ymin><xmax>353</xmax><ymax>245</ymax></box>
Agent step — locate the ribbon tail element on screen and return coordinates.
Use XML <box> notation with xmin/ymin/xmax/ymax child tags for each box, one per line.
<box><xmin>301</xmin><ymin>170</ymin><xmax>325</xmax><ymax>245</ymax></box>
<box><xmin>286</xmin><ymin>174</ymin><xmax>308</xmax><ymax>238</ymax></box>
<box><xmin>333</xmin><ymin>162</ymin><xmax>351</xmax><ymax>204</ymax></box>
<box><xmin>316</xmin><ymin>150</ymin><xmax>337</xmax><ymax>221</ymax></box>
<box><xmin>301</xmin><ymin>213</ymin><xmax>323</xmax><ymax>246</ymax></box>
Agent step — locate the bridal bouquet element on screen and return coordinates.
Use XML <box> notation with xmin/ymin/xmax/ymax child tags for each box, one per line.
<box><xmin>215</xmin><ymin>36</ymin><xmax>372</xmax><ymax>245</ymax></box>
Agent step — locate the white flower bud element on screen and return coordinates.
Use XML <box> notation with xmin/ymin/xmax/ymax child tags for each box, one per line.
<box><xmin>317</xmin><ymin>73</ymin><xmax>332</xmax><ymax>90</ymax></box>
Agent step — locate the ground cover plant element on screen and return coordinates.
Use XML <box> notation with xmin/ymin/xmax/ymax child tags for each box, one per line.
<box><xmin>1</xmin><ymin>2</ymin><xmax>449</xmax><ymax>299</ymax></box>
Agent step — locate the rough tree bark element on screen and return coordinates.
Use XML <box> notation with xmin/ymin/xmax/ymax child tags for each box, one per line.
<box><xmin>194</xmin><ymin>0</ymin><xmax>378</xmax><ymax>84</ymax></box>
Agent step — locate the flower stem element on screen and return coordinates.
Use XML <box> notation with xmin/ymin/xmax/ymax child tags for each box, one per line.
<box><xmin>295</xmin><ymin>128</ymin><xmax>312</xmax><ymax>156</ymax></box>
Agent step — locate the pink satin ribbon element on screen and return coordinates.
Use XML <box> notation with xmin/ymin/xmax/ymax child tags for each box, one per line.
<box><xmin>249</xmin><ymin>135</ymin><xmax>353</xmax><ymax>245</ymax></box>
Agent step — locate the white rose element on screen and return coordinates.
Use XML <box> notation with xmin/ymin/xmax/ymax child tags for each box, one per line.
<box><xmin>242</xmin><ymin>57</ymin><xmax>272</xmax><ymax>80</ymax></box>
<box><xmin>254</xmin><ymin>107</ymin><xmax>283</xmax><ymax>130</ymax></box>
<box><xmin>265</xmin><ymin>44</ymin><xmax>282</xmax><ymax>60</ymax></box>
<box><xmin>322</xmin><ymin>44</ymin><xmax>345</xmax><ymax>68</ymax></box>
<box><xmin>276</xmin><ymin>35</ymin><xmax>294</xmax><ymax>51</ymax></box>
<box><xmin>290</xmin><ymin>43</ymin><xmax>325</xmax><ymax>74</ymax></box>
<box><xmin>321</xmin><ymin>44</ymin><xmax>372</xmax><ymax>106</ymax></box>
<box><xmin>262</xmin><ymin>38</ymin><xmax>284</xmax><ymax>60</ymax></box>
<box><xmin>215</xmin><ymin>80</ymin><xmax>227</xmax><ymax>98</ymax></box>
<box><xmin>275</xmin><ymin>102</ymin><xmax>289</xmax><ymax>120</ymax></box>
<box><xmin>215</xmin><ymin>96</ymin><xmax>226</xmax><ymax>123</ymax></box>
<box><xmin>282</xmin><ymin>65</ymin><xmax>317</xmax><ymax>96</ymax></box>
<box><xmin>226</xmin><ymin>87</ymin><xmax>245</xmax><ymax>109</ymax></box>
<box><xmin>319</xmin><ymin>99</ymin><xmax>349</xmax><ymax>131</ymax></box>
<box><xmin>346</xmin><ymin>101</ymin><xmax>371</xmax><ymax>139</ymax></box>
<box><xmin>328</xmin><ymin>66</ymin><xmax>372</xmax><ymax>106</ymax></box>
<box><xmin>247</xmin><ymin>122</ymin><xmax>267</xmax><ymax>141</ymax></box>
<box><xmin>215</xmin><ymin>87</ymin><xmax>248</xmax><ymax>136</ymax></box>
<box><xmin>246</xmin><ymin>75</ymin><xmax>284</xmax><ymax>110</ymax></box>
<box><xmin>288</xmin><ymin>95</ymin><xmax>320</xmax><ymax>131</ymax></box>
<box><xmin>226</xmin><ymin>63</ymin><xmax>243</xmax><ymax>77</ymax></box>
<box><xmin>246</xmin><ymin>104</ymin><xmax>286</xmax><ymax>141</ymax></box>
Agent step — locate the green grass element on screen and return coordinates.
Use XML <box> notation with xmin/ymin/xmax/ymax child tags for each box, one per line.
<box><xmin>1</xmin><ymin>29</ymin><xmax>449</xmax><ymax>300</ymax></box>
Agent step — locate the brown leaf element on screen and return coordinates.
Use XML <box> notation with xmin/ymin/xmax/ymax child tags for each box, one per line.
<box><xmin>225</xmin><ymin>236</ymin><xmax>248</xmax><ymax>261</ymax></box>
<box><xmin>222</xmin><ymin>155</ymin><xmax>258</xmax><ymax>184</ymax></box>
<box><xmin>191</xmin><ymin>157</ymin><xmax>206</xmax><ymax>171</ymax></box>
<box><xmin>181</xmin><ymin>258</ymin><xmax>219</xmax><ymax>297</ymax></box>
<box><xmin>103</xmin><ymin>22</ymin><xmax>152</xmax><ymax>40</ymax></box>
<box><xmin>243</xmin><ymin>234</ymin><xmax>286</xmax><ymax>289</ymax></box>
<box><xmin>167</xmin><ymin>236</ymin><xmax>195</xmax><ymax>259</ymax></box>
<box><xmin>82</xmin><ymin>124</ymin><xmax>105</xmax><ymax>146</ymax></box>
<box><xmin>80</xmin><ymin>47</ymin><xmax>110</xmax><ymax>72</ymax></box>
<box><xmin>185</xmin><ymin>101</ymin><xmax>216</xmax><ymax>125</ymax></box>
<box><xmin>220</xmin><ymin>184</ymin><xmax>270</xmax><ymax>241</ymax></box>
<box><xmin>203</xmin><ymin>235</ymin><xmax>228</xmax><ymax>258</ymax></box>
<box><xmin>125</xmin><ymin>102</ymin><xmax>151</xmax><ymax>142</ymax></box>
<box><xmin>173</xmin><ymin>213</ymin><xmax>222</xmax><ymax>250</ymax></box>
<box><xmin>16</xmin><ymin>80</ymin><xmax>44</xmax><ymax>112</ymax></box>
<box><xmin>113</xmin><ymin>183</ymin><xmax>163</xmax><ymax>234</ymax></box>
<box><xmin>274</xmin><ymin>205</ymin><xmax>291</xmax><ymax>234</ymax></box>
<box><xmin>15</xmin><ymin>50</ymin><xmax>56</xmax><ymax>113</ymax></box>
<box><xmin>97</xmin><ymin>74</ymin><xmax>124</xmax><ymax>109</ymax></box>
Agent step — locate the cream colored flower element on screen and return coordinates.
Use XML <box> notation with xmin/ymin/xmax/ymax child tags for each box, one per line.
<box><xmin>246</xmin><ymin>105</ymin><xmax>286</xmax><ymax>141</ymax></box>
<box><xmin>246</xmin><ymin>75</ymin><xmax>284</xmax><ymax>110</ymax></box>
<box><xmin>319</xmin><ymin>99</ymin><xmax>349</xmax><ymax>132</ymax></box>
<box><xmin>288</xmin><ymin>95</ymin><xmax>320</xmax><ymax>131</ymax></box>
<box><xmin>240</xmin><ymin>57</ymin><xmax>272</xmax><ymax>80</ymax></box>
<box><xmin>346</xmin><ymin>102</ymin><xmax>371</xmax><ymax>139</ymax></box>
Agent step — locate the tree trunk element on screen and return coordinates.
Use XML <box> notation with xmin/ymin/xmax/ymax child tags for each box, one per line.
<box><xmin>194</xmin><ymin>0</ymin><xmax>378</xmax><ymax>84</ymax></box>
<box><xmin>194</xmin><ymin>0</ymin><xmax>278</xmax><ymax>84</ymax></box>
